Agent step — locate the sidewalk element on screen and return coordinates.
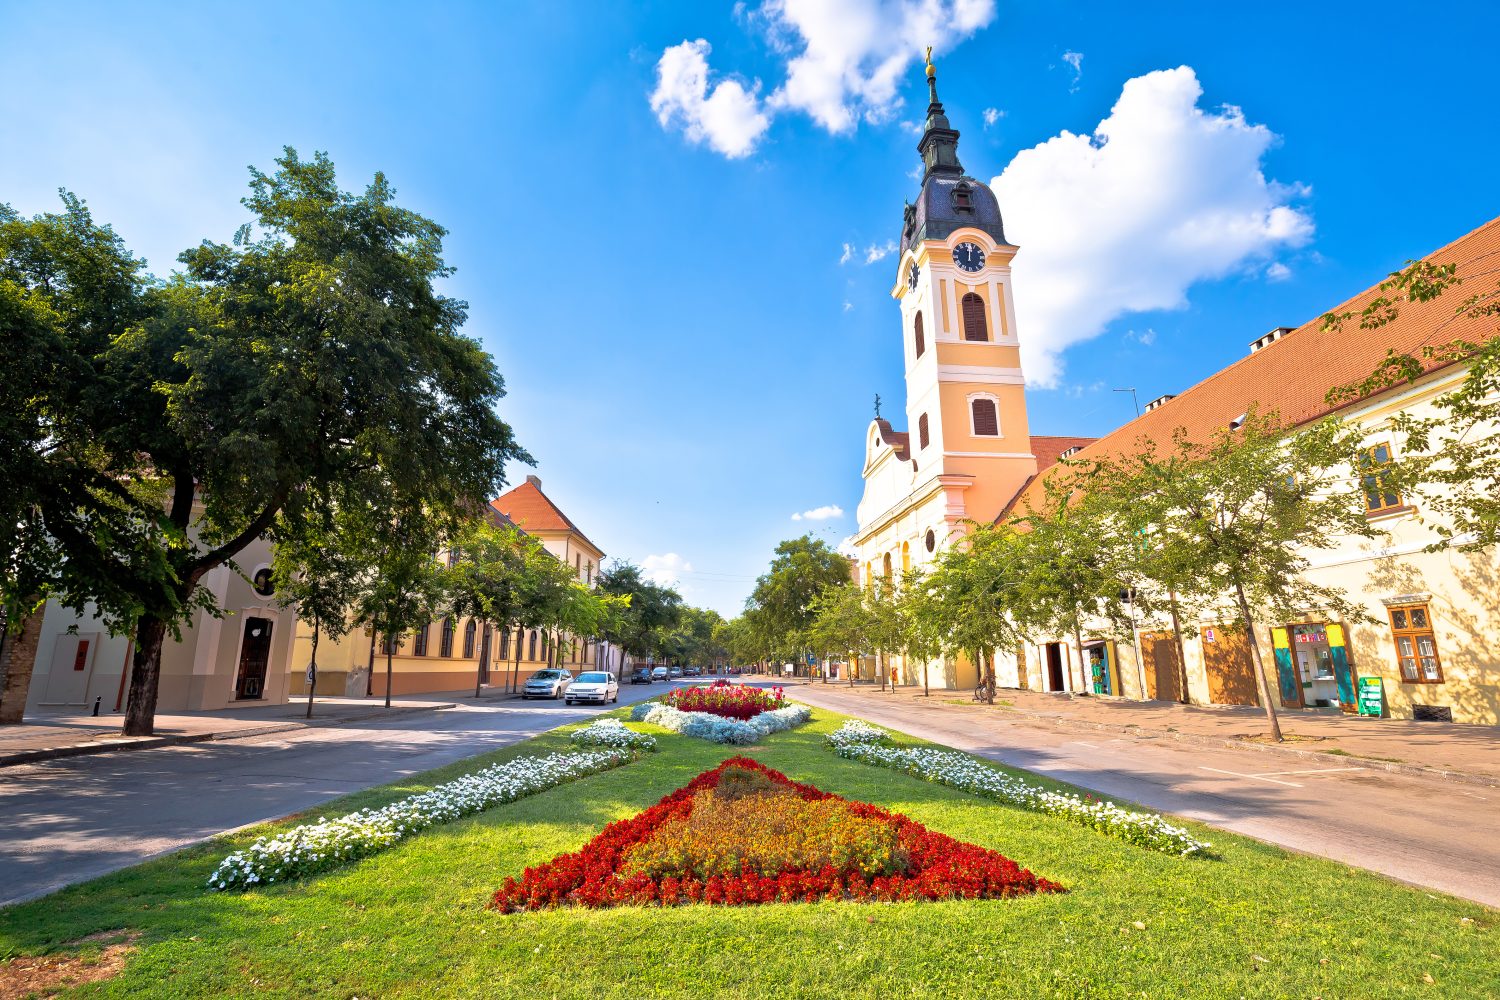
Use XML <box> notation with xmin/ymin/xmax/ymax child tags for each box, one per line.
<box><xmin>786</xmin><ymin>679</ymin><xmax>1500</xmax><ymax>785</ymax></box>
<box><xmin>0</xmin><ymin>693</ymin><xmax>490</xmax><ymax>767</ymax></box>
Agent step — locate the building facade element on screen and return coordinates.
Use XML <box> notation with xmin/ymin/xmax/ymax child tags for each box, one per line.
<box><xmin>853</xmin><ymin>61</ymin><xmax>1500</xmax><ymax>724</ymax></box>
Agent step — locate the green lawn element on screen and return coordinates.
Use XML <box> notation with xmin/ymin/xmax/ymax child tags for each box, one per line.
<box><xmin>2</xmin><ymin>707</ymin><xmax>1494</xmax><ymax>998</ymax></box>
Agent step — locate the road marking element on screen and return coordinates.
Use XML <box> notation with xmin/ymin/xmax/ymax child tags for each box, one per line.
<box><xmin>1198</xmin><ymin>766</ymin><xmax>1303</xmax><ymax>787</ymax></box>
<box><xmin>1251</xmin><ymin>767</ymin><xmax>1364</xmax><ymax>777</ymax></box>
<box><xmin>1072</xmin><ymin>741</ymin><xmax>1101</xmax><ymax>749</ymax></box>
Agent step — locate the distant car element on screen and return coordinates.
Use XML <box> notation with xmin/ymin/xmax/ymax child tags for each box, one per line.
<box><xmin>630</xmin><ymin>667</ymin><xmax>653</xmax><ymax>684</ymax></box>
<box><xmin>651</xmin><ymin>666</ymin><xmax>670</xmax><ymax>682</ymax></box>
<box><xmin>684</xmin><ymin>666</ymin><xmax>702</xmax><ymax>677</ymax></box>
<box><xmin>668</xmin><ymin>666</ymin><xmax>683</xmax><ymax>679</ymax></box>
<box><xmin>522</xmin><ymin>669</ymin><xmax>572</xmax><ymax>700</ymax></box>
<box><xmin>566</xmin><ymin>671</ymin><xmax>619</xmax><ymax>705</ymax></box>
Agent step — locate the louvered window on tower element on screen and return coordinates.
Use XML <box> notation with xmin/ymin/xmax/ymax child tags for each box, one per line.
<box><xmin>918</xmin><ymin>413</ymin><xmax>930</xmax><ymax>450</ymax></box>
<box><xmin>961</xmin><ymin>292</ymin><xmax>987</xmax><ymax>341</ymax></box>
<box><xmin>914</xmin><ymin>311</ymin><xmax>925</xmax><ymax>358</ymax></box>
<box><xmin>972</xmin><ymin>398</ymin><xmax>999</xmax><ymax>436</ymax></box>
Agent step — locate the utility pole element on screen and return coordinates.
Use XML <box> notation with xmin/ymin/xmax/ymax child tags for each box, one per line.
<box><xmin>1113</xmin><ymin>387</ymin><xmax>1141</xmax><ymax>418</ymax></box>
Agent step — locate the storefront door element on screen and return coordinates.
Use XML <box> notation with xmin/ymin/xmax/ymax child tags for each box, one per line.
<box><xmin>235</xmin><ymin>617</ymin><xmax>274</xmax><ymax>700</ymax></box>
<box><xmin>1270</xmin><ymin>627</ymin><xmax>1303</xmax><ymax>708</ymax></box>
<box><xmin>1086</xmin><ymin>644</ymin><xmax>1112</xmax><ymax>695</ymax></box>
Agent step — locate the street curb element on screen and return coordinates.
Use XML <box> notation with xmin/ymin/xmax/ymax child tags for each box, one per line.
<box><xmin>0</xmin><ymin>702</ymin><xmax>457</xmax><ymax>768</ymax></box>
<box><xmin>795</xmin><ymin>683</ymin><xmax>1500</xmax><ymax>790</ymax></box>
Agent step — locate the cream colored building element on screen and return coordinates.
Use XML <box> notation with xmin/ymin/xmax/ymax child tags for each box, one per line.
<box><xmin>853</xmin><ymin>61</ymin><xmax>1500</xmax><ymax>724</ymax></box>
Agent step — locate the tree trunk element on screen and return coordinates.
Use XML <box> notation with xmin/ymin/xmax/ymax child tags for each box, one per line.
<box><xmin>511</xmin><ymin>627</ymin><xmax>523</xmax><ymax>693</ymax></box>
<box><xmin>384</xmin><ymin>633</ymin><xmax>394</xmax><ymax>709</ymax></box>
<box><xmin>122</xmin><ymin>614</ymin><xmax>170</xmax><ymax>736</ymax></box>
<box><xmin>366</xmin><ymin>628</ymin><xmax>376</xmax><ymax>697</ymax></box>
<box><xmin>1168</xmin><ymin>591</ymin><xmax>1190</xmax><ymax>705</ymax></box>
<box><xmin>1234</xmin><ymin>581</ymin><xmax>1282</xmax><ymax>742</ymax></box>
<box><xmin>474</xmin><ymin>620</ymin><xmax>486</xmax><ymax>700</ymax></box>
<box><xmin>0</xmin><ymin>607</ymin><xmax>43</xmax><ymax>725</ymax></box>
<box><xmin>922</xmin><ymin>652</ymin><xmax>930</xmax><ymax>698</ymax></box>
<box><xmin>305</xmin><ymin>620</ymin><xmax>320</xmax><ymax>720</ymax></box>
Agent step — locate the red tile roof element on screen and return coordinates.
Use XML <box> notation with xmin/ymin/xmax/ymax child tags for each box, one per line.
<box><xmin>490</xmin><ymin>478</ymin><xmax>602</xmax><ymax>555</ymax></box>
<box><xmin>1008</xmin><ymin>213</ymin><xmax>1500</xmax><ymax>514</ymax></box>
<box><xmin>1031</xmin><ymin>435</ymin><xmax>1099</xmax><ymax>472</ymax></box>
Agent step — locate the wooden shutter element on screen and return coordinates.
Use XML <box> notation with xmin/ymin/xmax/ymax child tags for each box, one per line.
<box><xmin>918</xmin><ymin>413</ymin><xmax>930</xmax><ymax>450</ymax></box>
<box><xmin>971</xmin><ymin>398</ymin><xmax>998</xmax><ymax>436</ymax></box>
<box><xmin>961</xmin><ymin>292</ymin><xmax>988</xmax><ymax>341</ymax></box>
<box><xmin>914</xmin><ymin>312</ymin><xmax>925</xmax><ymax>357</ymax></box>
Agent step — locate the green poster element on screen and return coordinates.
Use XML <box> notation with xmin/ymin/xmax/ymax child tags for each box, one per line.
<box><xmin>1357</xmin><ymin>676</ymin><xmax>1384</xmax><ymax>718</ymax></box>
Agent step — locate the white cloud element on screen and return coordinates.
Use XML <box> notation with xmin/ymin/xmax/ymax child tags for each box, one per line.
<box><xmin>1061</xmin><ymin>50</ymin><xmax>1084</xmax><ymax>91</ymax></box>
<box><xmin>836</xmin><ymin>534</ymin><xmax>859</xmax><ymax>558</ymax></box>
<box><xmin>1126</xmin><ymin>327</ymin><xmax>1158</xmax><ymax>346</ymax></box>
<box><xmin>1265</xmin><ymin>261</ymin><xmax>1292</xmax><ymax>282</ymax></box>
<box><xmin>992</xmin><ymin>66</ymin><xmax>1314</xmax><ymax>386</ymax></box>
<box><xmin>649</xmin><ymin>40</ymin><xmax>771</xmax><ymax>158</ymax></box>
<box><xmin>641</xmin><ymin>552</ymin><xmax>694</xmax><ymax>587</ymax></box>
<box><xmin>791</xmin><ymin>504</ymin><xmax>845</xmax><ymax>521</ymax></box>
<box><xmin>843</xmin><ymin>300</ymin><xmax>854</xmax><ymax>311</ymax></box>
<box><xmin>651</xmin><ymin>1</ymin><xmax>997</xmax><ymax>157</ymax></box>
<box><xmin>839</xmin><ymin>242</ymin><xmax>855</xmax><ymax>264</ymax></box>
<box><xmin>863</xmin><ymin>240</ymin><xmax>896</xmax><ymax>263</ymax></box>
<box><xmin>982</xmin><ymin>107</ymin><xmax>1004</xmax><ymax>127</ymax></box>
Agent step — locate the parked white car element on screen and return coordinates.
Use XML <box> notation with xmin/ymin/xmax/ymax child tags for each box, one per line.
<box><xmin>522</xmin><ymin>669</ymin><xmax>572</xmax><ymax>700</ymax></box>
<box><xmin>565</xmin><ymin>671</ymin><xmax>619</xmax><ymax>706</ymax></box>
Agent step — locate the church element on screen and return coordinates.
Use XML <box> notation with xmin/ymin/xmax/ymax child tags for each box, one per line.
<box><xmin>852</xmin><ymin>57</ymin><xmax>1500</xmax><ymax>725</ymax></box>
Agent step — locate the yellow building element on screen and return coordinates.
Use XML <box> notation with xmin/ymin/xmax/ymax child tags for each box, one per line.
<box><xmin>853</xmin><ymin>60</ymin><xmax>1500</xmax><ymax>724</ymax></box>
<box><xmin>290</xmin><ymin>475</ymin><xmax>614</xmax><ymax>699</ymax></box>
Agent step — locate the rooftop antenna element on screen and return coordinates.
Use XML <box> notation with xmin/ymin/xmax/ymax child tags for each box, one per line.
<box><xmin>1113</xmin><ymin>387</ymin><xmax>1141</xmax><ymax>418</ymax></box>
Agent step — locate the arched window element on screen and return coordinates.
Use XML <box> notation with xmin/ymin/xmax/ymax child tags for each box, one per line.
<box><xmin>882</xmin><ymin>552</ymin><xmax>893</xmax><ymax>580</ymax></box>
<box><xmin>971</xmin><ymin>397</ymin><xmax>1000</xmax><ymax>436</ymax></box>
<box><xmin>412</xmin><ymin>624</ymin><xmax>429</xmax><ymax>656</ymax></box>
<box><xmin>901</xmin><ymin>541</ymin><xmax>911</xmax><ymax>574</ymax></box>
<box><xmin>463</xmin><ymin>620</ymin><xmax>476</xmax><ymax>659</ymax></box>
<box><xmin>918</xmin><ymin>413</ymin><xmax>930</xmax><ymax>450</ymax></box>
<box><xmin>528</xmin><ymin>630</ymin><xmax>538</xmax><ymax>661</ymax></box>
<box><xmin>499</xmin><ymin>627</ymin><xmax>510</xmax><ymax>661</ymax></box>
<box><xmin>961</xmin><ymin>292</ymin><xmax>988</xmax><ymax>342</ymax></box>
<box><xmin>440</xmin><ymin>617</ymin><xmax>454</xmax><ymax>657</ymax></box>
<box><xmin>913</xmin><ymin>311</ymin><xmax>925</xmax><ymax>358</ymax></box>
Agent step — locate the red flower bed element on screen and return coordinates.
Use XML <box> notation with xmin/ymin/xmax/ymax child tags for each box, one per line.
<box><xmin>662</xmin><ymin>682</ymin><xmax>785</xmax><ymax>720</ymax></box>
<box><xmin>491</xmin><ymin>757</ymin><xmax>1064</xmax><ymax>912</ymax></box>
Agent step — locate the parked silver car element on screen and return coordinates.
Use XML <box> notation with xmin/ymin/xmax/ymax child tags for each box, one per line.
<box><xmin>651</xmin><ymin>666</ymin><xmax>669</xmax><ymax>682</ymax></box>
<box><xmin>522</xmin><ymin>668</ymin><xmax>572</xmax><ymax>700</ymax></box>
<box><xmin>565</xmin><ymin>671</ymin><xmax>619</xmax><ymax>705</ymax></box>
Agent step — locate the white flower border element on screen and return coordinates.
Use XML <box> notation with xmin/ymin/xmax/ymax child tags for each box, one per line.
<box><xmin>630</xmin><ymin>701</ymin><xmax>812</xmax><ymax>745</ymax></box>
<box><xmin>208</xmin><ymin>750</ymin><xmax>634</xmax><ymax>891</ymax></box>
<box><xmin>827</xmin><ymin>721</ymin><xmax>1210</xmax><ymax>857</ymax></box>
<box><xmin>570</xmin><ymin>717</ymin><xmax>658</xmax><ymax>752</ymax></box>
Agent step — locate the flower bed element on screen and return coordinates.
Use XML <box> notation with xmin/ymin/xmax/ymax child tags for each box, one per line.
<box><xmin>630</xmin><ymin>701</ymin><xmax>811</xmax><ymax>745</ymax></box>
<box><xmin>209</xmin><ymin>751</ymin><xmax>635</xmax><ymax>891</ymax></box>
<box><xmin>826</xmin><ymin>722</ymin><xmax>1210</xmax><ymax>857</ymax></box>
<box><xmin>661</xmin><ymin>681</ymin><xmax>785</xmax><ymax>720</ymax></box>
<box><xmin>492</xmin><ymin>757</ymin><xmax>1063</xmax><ymax>911</ymax></box>
<box><xmin>570</xmin><ymin>718</ymin><xmax>658</xmax><ymax>752</ymax></box>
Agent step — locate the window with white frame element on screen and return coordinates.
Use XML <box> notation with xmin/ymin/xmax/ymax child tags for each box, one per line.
<box><xmin>968</xmin><ymin>394</ymin><xmax>1000</xmax><ymax>437</ymax></box>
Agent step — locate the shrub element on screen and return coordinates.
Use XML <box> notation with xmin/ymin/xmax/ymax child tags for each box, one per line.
<box><xmin>631</xmin><ymin>702</ymin><xmax>811</xmax><ymax>745</ymax></box>
<box><xmin>208</xmin><ymin>751</ymin><xmax>635</xmax><ymax>891</ymax></box>
<box><xmin>662</xmin><ymin>682</ymin><xmax>786</xmax><ymax>720</ymax></box>
<box><xmin>826</xmin><ymin>730</ymin><xmax>1210</xmax><ymax>857</ymax></box>
<box><xmin>570</xmin><ymin>718</ymin><xmax>658</xmax><ymax>752</ymax></box>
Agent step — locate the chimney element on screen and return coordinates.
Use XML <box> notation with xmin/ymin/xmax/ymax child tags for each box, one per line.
<box><xmin>526</xmin><ymin>474</ymin><xmax>542</xmax><ymax>489</ymax></box>
<box><xmin>1250</xmin><ymin>326</ymin><xmax>1294</xmax><ymax>353</ymax></box>
<box><xmin>1143</xmin><ymin>393</ymin><xmax>1176</xmax><ymax>413</ymax></box>
<box><xmin>1058</xmin><ymin>446</ymin><xmax>1083</xmax><ymax>461</ymax></box>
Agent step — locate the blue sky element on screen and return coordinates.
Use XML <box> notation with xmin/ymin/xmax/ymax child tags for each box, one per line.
<box><xmin>4</xmin><ymin>1</ymin><xmax>1497</xmax><ymax>615</ymax></box>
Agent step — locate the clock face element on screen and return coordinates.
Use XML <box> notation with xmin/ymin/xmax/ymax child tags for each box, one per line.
<box><xmin>906</xmin><ymin>260</ymin><xmax>920</xmax><ymax>290</ymax></box>
<box><xmin>953</xmin><ymin>242</ymin><xmax>986</xmax><ymax>272</ymax></box>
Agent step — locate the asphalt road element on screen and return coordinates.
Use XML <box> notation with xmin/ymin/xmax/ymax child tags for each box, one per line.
<box><xmin>784</xmin><ymin>681</ymin><xmax>1500</xmax><ymax>908</ymax></box>
<box><xmin>0</xmin><ymin>681</ymin><xmax>670</xmax><ymax>907</ymax></box>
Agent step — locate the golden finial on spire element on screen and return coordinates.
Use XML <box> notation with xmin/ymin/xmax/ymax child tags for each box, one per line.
<box><xmin>924</xmin><ymin>46</ymin><xmax>935</xmax><ymax>79</ymax></box>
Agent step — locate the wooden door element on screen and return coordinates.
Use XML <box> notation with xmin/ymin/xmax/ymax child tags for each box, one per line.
<box><xmin>1045</xmin><ymin>643</ymin><xmax>1065</xmax><ymax>692</ymax></box>
<box><xmin>1152</xmin><ymin>638</ymin><xmax>1183</xmax><ymax>702</ymax></box>
<box><xmin>235</xmin><ymin>617</ymin><xmax>274</xmax><ymax>700</ymax></box>
<box><xmin>1201</xmin><ymin>623</ymin><xmax>1259</xmax><ymax>707</ymax></box>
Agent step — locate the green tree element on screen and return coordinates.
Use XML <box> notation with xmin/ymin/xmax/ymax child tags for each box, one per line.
<box><xmin>444</xmin><ymin>517</ymin><xmax>529</xmax><ymax>698</ymax></box>
<box><xmin>1118</xmin><ymin>411</ymin><xmax>1381</xmax><ymax>741</ymax></box>
<box><xmin>807</xmin><ymin>582</ymin><xmax>873</xmax><ymax>686</ymax></box>
<box><xmin>744</xmin><ymin>535</ymin><xmax>851</xmax><ymax>668</ymax></box>
<box><xmin>354</xmin><ymin>511</ymin><xmax>449</xmax><ymax>708</ymax></box>
<box><xmin>4</xmin><ymin>153</ymin><xmax>527</xmax><ymax>736</ymax></box>
<box><xmin>917</xmin><ymin>522</ymin><xmax>1029</xmax><ymax>703</ymax></box>
<box><xmin>1325</xmin><ymin>260</ymin><xmax>1500</xmax><ymax>550</ymax></box>
<box><xmin>268</xmin><ymin>494</ymin><xmax>368</xmax><ymax>718</ymax></box>
<box><xmin>596</xmin><ymin>562</ymin><xmax>683</xmax><ymax>675</ymax></box>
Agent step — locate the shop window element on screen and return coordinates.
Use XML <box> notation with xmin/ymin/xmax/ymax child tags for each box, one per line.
<box><xmin>440</xmin><ymin>617</ymin><xmax>454</xmax><ymax>657</ymax></box>
<box><xmin>463</xmin><ymin>620</ymin><xmax>476</xmax><ymax>659</ymax></box>
<box><xmin>1361</xmin><ymin>442</ymin><xmax>1402</xmax><ymax>514</ymax></box>
<box><xmin>913</xmin><ymin>312</ymin><xmax>925</xmax><ymax>358</ymax></box>
<box><xmin>1390</xmin><ymin>604</ymin><xmax>1443</xmax><ymax>683</ymax></box>
<box><xmin>961</xmin><ymin>292</ymin><xmax>988</xmax><ymax>341</ymax></box>
<box><xmin>918</xmin><ymin>413</ymin><xmax>930</xmax><ymax>450</ymax></box>
<box><xmin>412</xmin><ymin>624</ymin><xmax>428</xmax><ymax>656</ymax></box>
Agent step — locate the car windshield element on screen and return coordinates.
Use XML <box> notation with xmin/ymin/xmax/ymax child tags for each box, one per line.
<box><xmin>531</xmin><ymin>670</ymin><xmax>562</xmax><ymax>680</ymax></box>
<box><xmin>578</xmin><ymin>673</ymin><xmax>610</xmax><ymax>683</ymax></box>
